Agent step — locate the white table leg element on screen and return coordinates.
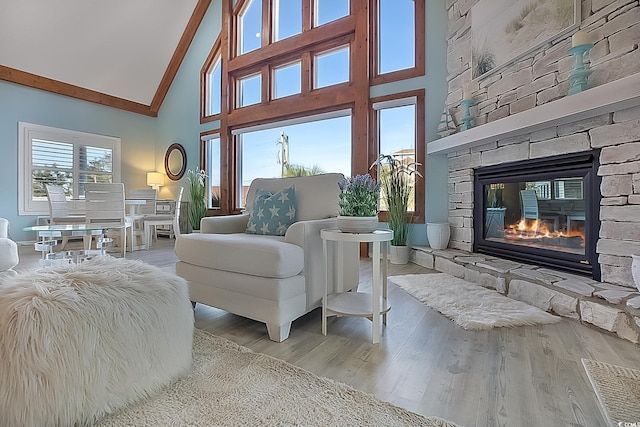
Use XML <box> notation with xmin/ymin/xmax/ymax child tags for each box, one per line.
<box><xmin>372</xmin><ymin>240</ymin><xmax>381</xmax><ymax>344</ymax></box>
<box><xmin>382</xmin><ymin>240</ymin><xmax>388</xmax><ymax>326</ymax></box>
<box><xmin>322</xmin><ymin>238</ymin><xmax>328</xmax><ymax>336</ymax></box>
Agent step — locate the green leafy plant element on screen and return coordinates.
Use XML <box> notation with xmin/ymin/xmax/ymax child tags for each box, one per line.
<box><xmin>487</xmin><ymin>185</ymin><xmax>504</xmax><ymax>208</ymax></box>
<box><xmin>472</xmin><ymin>47</ymin><xmax>496</xmax><ymax>78</ymax></box>
<box><xmin>373</xmin><ymin>154</ymin><xmax>423</xmax><ymax>246</ymax></box>
<box><xmin>337</xmin><ymin>174</ymin><xmax>380</xmax><ymax>217</ymax></box>
<box><xmin>283</xmin><ymin>164</ymin><xmax>325</xmax><ymax>177</ymax></box>
<box><xmin>187</xmin><ymin>168</ymin><xmax>208</xmax><ymax>231</ymax></box>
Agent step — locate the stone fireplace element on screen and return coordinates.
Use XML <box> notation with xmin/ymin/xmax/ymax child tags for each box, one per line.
<box><xmin>429</xmin><ymin>73</ymin><xmax>640</xmax><ymax>289</ymax></box>
<box><xmin>473</xmin><ymin>151</ymin><xmax>601</xmax><ymax>279</ymax></box>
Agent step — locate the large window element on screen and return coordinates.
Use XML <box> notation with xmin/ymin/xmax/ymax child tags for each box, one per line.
<box><xmin>234</xmin><ymin>113</ymin><xmax>351</xmax><ymax>208</ymax></box>
<box><xmin>18</xmin><ymin>122</ymin><xmax>121</xmax><ymax>215</ymax></box>
<box><xmin>201</xmin><ymin>0</ymin><xmax>426</xmax><ymax>222</ymax></box>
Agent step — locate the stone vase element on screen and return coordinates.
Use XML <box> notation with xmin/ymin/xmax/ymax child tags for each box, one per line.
<box><xmin>336</xmin><ymin>215</ymin><xmax>378</xmax><ymax>234</ymax></box>
<box><xmin>632</xmin><ymin>254</ymin><xmax>640</xmax><ymax>292</ymax></box>
<box><xmin>427</xmin><ymin>222</ymin><xmax>450</xmax><ymax>250</ymax></box>
<box><xmin>389</xmin><ymin>245</ymin><xmax>410</xmax><ymax>265</ymax></box>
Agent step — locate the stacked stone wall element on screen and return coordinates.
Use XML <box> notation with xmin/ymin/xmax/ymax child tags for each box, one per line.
<box><xmin>445</xmin><ymin>0</ymin><xmax>640</xmax><ymax>127</ymax></box>
<box><xmin>444</xmin><ymin>0</ymin><xmax>640</xmax><ymax>288</ymax></box>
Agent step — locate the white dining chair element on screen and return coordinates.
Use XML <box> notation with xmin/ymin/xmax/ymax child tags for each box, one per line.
<box><xmin>84</xmin><ymin>183</ymin><xmax>132</xmax><ymax>257</ymax></box>
<box><xmin>45</xmin><ymin>184</ymin><xmax>87</xmax><ymax>249</ymax></box>
<box><xmin>144</xmin><ymin>187</ymin><xmax>183</xmax><ymax>250</ymax></box>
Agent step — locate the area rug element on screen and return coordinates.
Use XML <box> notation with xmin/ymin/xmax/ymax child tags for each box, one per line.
<box><xmin>389</xmin><ymin>273</ymin><xmax>560</xmax><ymax>330</ymax></box>
<box><xmin>96</xmin><ymin>329</ymin><xmax>458</xmax><ymax>427</ymax></box>
<box><xmin>582</xmin><ymin>358</ymin><xmax>640</xmax><ymax>427</ymax></box>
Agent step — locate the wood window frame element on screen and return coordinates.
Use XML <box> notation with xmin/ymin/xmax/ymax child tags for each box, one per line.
<box><xmin>370</xmin><ymin>0</ymin><xmax>425</xmax><ymax>86</ymax></box>
<box><xmin>369</xmin><ymin>89</ymin><xmax>425</xmax><ymax>225</ymax></box>
<box><xmin>212</xmin><ymin>0</ymin><xmax>371</xmax><ymax>214</ymax></box>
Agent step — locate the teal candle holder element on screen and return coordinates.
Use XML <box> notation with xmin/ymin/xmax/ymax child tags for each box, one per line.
<box><xmin>460</xmin><ymin>99</ymin><xmax>474</xmax><ymax>131</ymax></box>
<box><xmin>568</xmin><ymin>43</ymin><xmax>593</xmax><ymax>95</ymax></box>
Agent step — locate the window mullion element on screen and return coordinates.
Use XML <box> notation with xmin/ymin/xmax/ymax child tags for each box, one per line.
<box><xmin>262</xmin><ymin>0</ymin><xmax>271</xmax><ymax>48</ymax></box>
<box><xmin>302</xmin><ymin>0</ymin><xmax>312</xmax><ymax>32</ymax></box>
<box><xmin>261</xmin><ymin>64</ymin><xmax>270</xmax><ymax>104</ymax></box>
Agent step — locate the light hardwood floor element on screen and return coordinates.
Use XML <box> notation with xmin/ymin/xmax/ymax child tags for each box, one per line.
<box><xmin>13</xmin><ymin>239</ymin><xmax>640</xmax><ymax>427</ymax></box>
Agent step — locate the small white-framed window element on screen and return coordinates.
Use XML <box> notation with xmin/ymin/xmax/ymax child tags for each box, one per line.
<box><xmin>206</xmin><ymin>54</ymin><xmax>222</xmax><ymax>116</ymax></box>
<box><xmin>313</xmin><ymin>45</ymin><xmax>350</xmax><ymax>89</ymax></box>
<box><xmin>202</xmin><ymin>133</ymin><xmax>222</xmax><ymax>209</ymax></box>
<box><xmin>273</xmin><ymin>0</ymin><xmax>302</xmax><ymax>42</ymax></box>
<box><xmin>18</xmin><ymin>122</ymin><xmax>121</xmax><ymax>215</ymax></box>
<box><xmin>238</xmin><ymin>0</ymin><xmax>262</xmax><ymax>55</ymax></box>
<box><xmin>273</xmin><ymin>61</ymin><xmax>302</xmax><ymax>99</ymax></box>
<box><xmin>237</xmin><ymin>73</ymin><xmax>262</xmax><ymax>107</ymax></box>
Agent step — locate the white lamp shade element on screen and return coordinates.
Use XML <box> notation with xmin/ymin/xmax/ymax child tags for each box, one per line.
<box><xmin>147</xmin><ymin>172</ymin><xmax>164</xmax><ymax>188</ymax></box>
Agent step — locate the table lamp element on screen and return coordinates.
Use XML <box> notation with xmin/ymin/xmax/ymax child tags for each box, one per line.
<box><xmin>147</xmin><ymin>172</ymin><xmax>164</xmax><ymax>191</ymax></box>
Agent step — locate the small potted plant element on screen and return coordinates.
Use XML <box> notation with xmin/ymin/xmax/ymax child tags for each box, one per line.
<box><xmin>187</xmin><ymin>168</ymin><xmax>208</xmax><ymax>232</ymax></box>
<box><xmin>373</xmin><ymin>154</ymin><xmax>422</xmax><ymax>264</ymax></box>
<box><xmin>337</xmin><ymin>174</ymin><xmax>380</xmax><ymax>233</ymax></box>
<box><xmin>485</xmin><ymin>184</ymin><xmax>506</xmax><ymax>238</ymax></box>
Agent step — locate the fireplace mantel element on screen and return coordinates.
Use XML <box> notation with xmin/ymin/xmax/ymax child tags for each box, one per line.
<box><xmin>428</xmin><ymin>72</ymin><xmax>640</xmax><ymax>155</ymax></box>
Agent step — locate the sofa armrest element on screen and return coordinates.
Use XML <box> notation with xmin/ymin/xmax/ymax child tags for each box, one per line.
<box><xmin>284</xmin><ymin>217</ymin><xmax>337</xmax><ymax>247</ymax></box>
<box><xmin>200</xmin><ymin>214</ymin><xmax>249</xmax><ymax>234</ymax></box>
<box><xmin>285</xmin><ymin>218</ymin><xmax>359</xmax><ymax>310</ymax></box>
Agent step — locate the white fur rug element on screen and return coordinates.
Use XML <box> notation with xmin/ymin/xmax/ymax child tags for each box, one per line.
<box><xmin>0</xmin><ymin>256</ymin><xmax>194</xmax><ymax>427</ymax></box>
<box><xmin>96</xmin><ymin>329</ymin><xmax>458</xmax><ymax>427</ymax></box>
<box><xmin>389</xmin><ymin>273</ymin><xmax>560</xmax><ymax>330</ymax></box>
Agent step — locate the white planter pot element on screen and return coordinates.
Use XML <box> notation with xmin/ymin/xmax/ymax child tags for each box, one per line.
<box><xmin>337</xmin><ymin>215</ymin><xmax>378</xmax><ymax>234</ymax></box>
<box><xmin>427</xmin><ymin>222</ymin><xmax>450</xmax><ymax>250</ymax></box>
<box><xmin>632</xmin><ymin>254</ymin><xmax>640</xmax><ymax>292</ymax></box>
<box><xmin>389</xmin><ymin>245</ymin><xmax>410</xmax><ymax>265</ymax></box>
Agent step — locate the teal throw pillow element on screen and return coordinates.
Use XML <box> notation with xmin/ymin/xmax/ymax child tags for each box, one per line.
<box><xmin>245</xmin><ymin>186</ymin><xmax>297</xmax><ymax>236</ymax></box>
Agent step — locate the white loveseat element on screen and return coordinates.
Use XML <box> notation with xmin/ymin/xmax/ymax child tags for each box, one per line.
<box><xmin>175</xmin><ymin>173</ymin><xmax>359</xmax><ymax>342</ymax></box>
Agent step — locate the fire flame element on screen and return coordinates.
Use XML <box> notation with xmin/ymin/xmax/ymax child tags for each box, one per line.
<box><xmin>507</xmin><ymin>219</ymin><xmax>585</xmax><ymax>240</ymax></box>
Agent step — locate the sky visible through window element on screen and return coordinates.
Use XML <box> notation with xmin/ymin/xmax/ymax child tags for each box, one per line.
<box><xmin>240</xmin><ymin>115</ymin><xmax>352</xmax><ymax>186</ymax></box>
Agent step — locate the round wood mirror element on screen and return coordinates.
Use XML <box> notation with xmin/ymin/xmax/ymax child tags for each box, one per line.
<box><xmin>164</xmin><ymin>143</ymin><xmax>187</xmax><ymax>181</ymax></box>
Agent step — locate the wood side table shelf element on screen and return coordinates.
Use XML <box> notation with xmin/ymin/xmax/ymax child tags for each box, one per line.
<box><xmin>321</xmin><ymin>228</ymin><xmax>393</xmax><ymax>344</ymax></box>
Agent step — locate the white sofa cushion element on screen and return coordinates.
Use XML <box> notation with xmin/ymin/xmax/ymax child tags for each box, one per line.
<box><xmin>175</xmin><ymin>233</ymin><xmax>304</xmax><ymax>279</ymax></box>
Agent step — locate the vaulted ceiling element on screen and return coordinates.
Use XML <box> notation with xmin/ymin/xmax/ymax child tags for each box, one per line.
<box><xmin>0</xmin><ymin>0</ymin><xmax>210</xmax><ymax>116</ymax></box>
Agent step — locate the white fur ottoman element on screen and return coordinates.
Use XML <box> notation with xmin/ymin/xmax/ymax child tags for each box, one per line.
<box><xmin>0</xmin><ymin>256</ymin><xmax>194</xmax><ymax>427</ymax></box>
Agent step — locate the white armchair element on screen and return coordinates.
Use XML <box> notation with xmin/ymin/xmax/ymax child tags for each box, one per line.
<box><xmin>0</xmin><ymin>218</ymin><xmax>19</xmax><ymax>276</ymax></box>
<box><xmin>175</xmin><ymin>173</ymin><xmax>359</xmax><ymax>342</ymax></box>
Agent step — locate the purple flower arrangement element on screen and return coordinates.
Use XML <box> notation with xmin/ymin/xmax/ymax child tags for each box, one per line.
<box><xmin>337</xmin><ymin>174</ymin><xmax>380</xmax><ymax>217</ymax></box>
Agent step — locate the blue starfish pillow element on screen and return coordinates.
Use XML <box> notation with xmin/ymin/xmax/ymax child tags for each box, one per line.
<box><xmin>245</xmin><ymin>186</ymin><xmax>297</xmax><ymax>236</ymax></box>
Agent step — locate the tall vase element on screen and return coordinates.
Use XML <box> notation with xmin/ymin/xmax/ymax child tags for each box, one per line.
<box><xmin>632</xmin><ymin>254</ymin><xmax>640</xmax><ymax>292</ymax></box>
<box><xmin>427</xmin><ymin>222</ymin><xmax>450</xmax><ymax>250</ymax></box>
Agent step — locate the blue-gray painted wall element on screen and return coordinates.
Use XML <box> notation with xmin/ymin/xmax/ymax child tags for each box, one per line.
<box><xmin>0</xmin><ymin>1</ymin><xmax>447</xmax><ymax>244</ymax></box>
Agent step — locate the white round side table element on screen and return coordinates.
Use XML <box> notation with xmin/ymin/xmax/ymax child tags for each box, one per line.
<box><xmin>320</xmin><ymin>228</ymin><xmax>393</xmax><ymax>344</ymax></box>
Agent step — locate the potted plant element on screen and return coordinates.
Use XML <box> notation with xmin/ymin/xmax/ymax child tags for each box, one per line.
<box><xmin>374</xmin><ymin>154</ymin><xmax>422</xmax><ymax>264</ymax></box>
<box><xmin>337</xmin><ymin>174</ymin><xmax>380</xmax><ymax>233</ymax></box>
<box><xmin>187</xmin><ymin>168</ymin><xmax>208</xmax><ymax>232</ymax></box>
<box><xmin>485</xmin><ymin>184</ymin><xmax>506</xmax><ymax>238</ymax></box>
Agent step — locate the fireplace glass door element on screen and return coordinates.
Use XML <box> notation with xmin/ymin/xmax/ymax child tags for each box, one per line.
<box><xmin>483</xmin><ymin>178</ymin><xmax>586</xmax><ymax>255</ymax></box>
